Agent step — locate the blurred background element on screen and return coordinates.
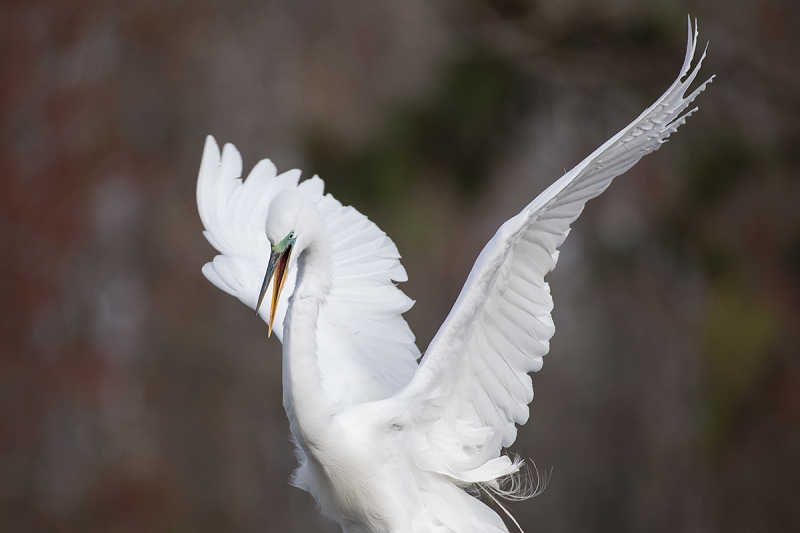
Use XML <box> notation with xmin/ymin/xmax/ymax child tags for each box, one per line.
<box><xmin>2</xmin><ymin>0</ymin><xmax>799</xmax><ymax>532</ymax></box>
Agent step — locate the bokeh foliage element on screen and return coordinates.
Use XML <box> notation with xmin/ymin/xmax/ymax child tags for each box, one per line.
<box><xmin>2</xmin><ymin>1</ymin><xmax>799</xmax><ymax>532</ymax></box>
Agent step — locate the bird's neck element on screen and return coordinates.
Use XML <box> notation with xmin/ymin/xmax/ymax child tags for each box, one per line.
<box><xmin>282</xmin><ymin>245</ymin><xmax>333</xmax><ymax>452</ymax></box>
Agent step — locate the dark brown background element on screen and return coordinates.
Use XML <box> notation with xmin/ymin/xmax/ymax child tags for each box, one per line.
<box><xmin>2</xmin><ymin>1</ymin><xmax>799</xmax><ymax>532</ymax></box>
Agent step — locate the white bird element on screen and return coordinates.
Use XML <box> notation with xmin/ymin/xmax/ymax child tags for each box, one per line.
<box><xmin>197</xmin><ymin>19</ymin><xmax>711</xmax><ymax>533</ymax></box>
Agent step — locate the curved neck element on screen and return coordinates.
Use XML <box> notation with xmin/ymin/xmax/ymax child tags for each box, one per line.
<box><xmin>282</xmin><ymin>242</ymin><xmax>333</xmax><ymax>452</ymax></box>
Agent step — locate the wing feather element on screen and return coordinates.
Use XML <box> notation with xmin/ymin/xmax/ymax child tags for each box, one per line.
<box><xmin>197</xmin><ymin>138</ymin><xmax>420</xmax><ymax>409</ymax></box>
<box><xmin>389</xmin><ymin>19</ymin><xmax>712</xmax><ymax>497</ymax></box>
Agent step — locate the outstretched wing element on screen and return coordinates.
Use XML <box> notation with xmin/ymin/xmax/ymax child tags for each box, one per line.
<box><xmin>392</xmin><ymin>19</ymin><xmax>712</xmax><ymax>488</ymax></box>
<box><xmin>197</xmin><ymin>138</ymin><xmax>420</xmax><ymax>408</ymax></box>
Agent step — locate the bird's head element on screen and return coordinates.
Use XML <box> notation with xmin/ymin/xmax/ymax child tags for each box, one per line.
<box><xmin>256</xmin><ymin>190</ymin><xmax>328</xmax><ymax>336</ymax></box>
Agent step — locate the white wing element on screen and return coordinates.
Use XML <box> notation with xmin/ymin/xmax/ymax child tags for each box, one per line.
<box><xmin>197</xmin><ymin>138</ymin><xmax>420</xmax><ymax>408</ymax></box>
<box><xmin>391</xmin><ymin>18</ymin><xmax>712</xmax><ymax>501</ymax></box>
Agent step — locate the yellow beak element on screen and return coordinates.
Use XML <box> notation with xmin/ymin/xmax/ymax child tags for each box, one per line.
<box><xmin>255</xmin><ymin>245</ymin><xmax>292</xmax><ymax>337</ymax></box>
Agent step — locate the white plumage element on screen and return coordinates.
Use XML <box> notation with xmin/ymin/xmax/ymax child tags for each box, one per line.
<box><xmin>197</xmin><ymin>19</ymin><xmax>711</xmax><ymax>533</ymax></box>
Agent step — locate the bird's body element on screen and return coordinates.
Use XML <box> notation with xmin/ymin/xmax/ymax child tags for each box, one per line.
<box><xmin>271</xmin><ymin>198</ymin><xmax>420</xmax><ymax>531</ymax></box>
<box><xmin>197</xmin><ymin>20</ymin><xmax>711</xmax><ymax>533</ymax></box>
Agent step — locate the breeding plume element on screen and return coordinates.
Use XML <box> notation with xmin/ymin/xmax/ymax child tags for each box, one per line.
<box><xmin>197</xmin><ymin>20</ymin><xmax>711</xmax><ymax>533</ymax></box>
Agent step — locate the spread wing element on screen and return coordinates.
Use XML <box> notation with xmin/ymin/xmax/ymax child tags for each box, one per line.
<box><xmin>197</xmin><ymin>137</ymin><xmax>420</xmax><ymax>408</ymax></box>
<box><xmin>391</xmin><ymin>19</ymin><xmax>712</xmax><ymax>490</ymax></box>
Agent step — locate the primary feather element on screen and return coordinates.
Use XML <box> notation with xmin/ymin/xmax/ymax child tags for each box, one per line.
<box><xmin>197</xmin><ymin>18</ymin><xmax>711</xmax><ymax>533</ymax></box>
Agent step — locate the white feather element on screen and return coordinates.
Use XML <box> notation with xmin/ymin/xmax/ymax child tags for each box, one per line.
<box><xmin>197</xmin><ymin>18</ymin><xmax>711</xmax><ymax>533</ymax></box>
<box><xmin>383</xmin><ymin>18</ymin><xmax>711</xmax><ymax>528</ymax></box>
<box><xmin>197</xmin><ymin>138</ymin><xmax>420</xmax><ymax>399</ymax></box>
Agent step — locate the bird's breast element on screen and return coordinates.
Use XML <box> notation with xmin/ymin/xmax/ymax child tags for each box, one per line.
<box><xmin>299</xmin><ymin>415</ymin><xmax>419</xmax><ymax>532</ymax></box>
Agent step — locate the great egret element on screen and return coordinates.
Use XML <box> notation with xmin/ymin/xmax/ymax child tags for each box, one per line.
<box><xmin>197</xmin><ymin>19</ymin><xmax>711</xmax><ymax>533</ymax></box>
